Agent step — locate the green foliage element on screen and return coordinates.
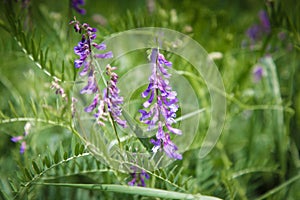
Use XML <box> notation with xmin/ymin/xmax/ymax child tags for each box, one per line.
<box><xmin>0</xmin><ymin>0</ymin><xmax>300</xmax><ymax>200</ymax></box>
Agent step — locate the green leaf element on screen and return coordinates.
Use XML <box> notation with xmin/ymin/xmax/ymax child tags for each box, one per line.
<box><xmin>34</xmin><ymin>183</ymin><xmax>222</xmax><ymax>200</ymax></box>
<box><xmin>8</xmin><ymin>101</ymin><xmax>18</xmax><ymax>117</ymax></box>
<box><xmin>54</xmin><ymin>149</ymin><xmax>60</xmax><ymax>163</ymax></box>
<box><xmin>63</xmin><ymin>152</ymin><xmax>68</xmax><ymax>160</ymax></box>
<box><xmin>43</xmin><ymin>156</ymin><xmax>51</xmax><ymax>168</ymax></box>
<box><xmin>24</xmin><ymin>168</ymin><xmax>33</xmax><ymax>180</ymax></box>
<box><xmin>75</xmin><ymin>143</ymin><xmax>80</xmax><ymax>156</ymax></box>
<box><xmin>30</xmin><ymin>98</ymin><xmax>38</xmax><ymax>117</ymax></box>
<box><xmin>31</xmin><ymin>38</ymin><xmax>37</xmax><ymax>60</ymax></box>
<box><xmin>32</xmin><ymin>161</ymin><xmax>40</xmax><ymax>174</ymax></box>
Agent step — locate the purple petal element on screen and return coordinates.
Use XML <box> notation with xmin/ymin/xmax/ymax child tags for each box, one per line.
<box><xmin>143</xmin><ymin>90</ymin><xmax>154</xmax><ymax>108</ymax></box>
<box><xmin>20</xmin><ymin>141</ymin><xmax>26</xmax><ymax>154</ymax></box>
<box><xmin>11</xmin><ymin>136</ymin><xmax>23</xmax><ymax>143</ymax></box>
<box><xmin>80</xmin><ymin>75</ymin><xmax>98</xmax><ymax>94</ymax></box>
<box><xmin>156</xmin><ymin>122</ymin><xmax>164</xmax><ymax>139</ymax></box>
<box><xmin>150</xmin><ymin>48</ymin><xmax>158</xmax><ymax>63</ymax></box>
<box><xmin>150</xmin><ymin>139</ymin><xmax>161</xmax><ymax>153</ymax></box>
<box><xmin>253</xmin><ymin>65</ymin><xmax>264</xmax><ymax>82</ymax></box>
<box><xmin>74</xmin><ymin>59</ymin><xmax>84</xmax><ymax>68</ymax></box>
<box><xmin>84</xmin><ymin>94</ymin><xmax>99</xmax><ymax>112</ymax></box>
<box><xmin>139</xmin><ymin>109</ymin><xmax>151</xmax><ymax>121</ymax></box>
<box><xmin>142</xmin><ymin>82</ymin><xmax>154</xmax><ymax>98</ymax></box>
<box><xmin>128</xmin><ymin>178</ymin><xmax>136</xmax><ymax>186</ymax></box>
<box><xmin>259</xmin><ymin>10</ymin><xmax>271</xmax><ymax>33</ymax></box>
<box><xmin>158</xmin><ymin>63</ymin><xmax>171</xmax><ymax>78</ymax></box>
<box><xmin>94</xmin><ymin>51</ymin><xmax>113</xmax><ymax>59</ymax></box>
<box><xmin>166</xmin><ymin>123</ymin><xmax>182</xmax><ymax>135</ymax></box>
<box><xmin>163</xmin><ymin>134</ymin><xmax>182</xmax><ymax>159</ymax></box>
<box><xmin>158</xmin><ymin>53</ymin><xmax>172</xmax><ymax>67</ymax></box>
<box><xmin>79</xmin><ymin>62</ymin><xmax>90</xmax><ymax>76</ymax></box>
<box><xmin>93</xmin><ymin>43</ymin><xmax>106</xmax><ymax>50</ymax></box>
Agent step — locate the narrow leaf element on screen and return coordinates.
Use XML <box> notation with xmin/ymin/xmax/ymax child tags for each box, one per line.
<box><xmin>34</xmin><ymin>183</ymin><xmax>222</xmax><ymax>200</ymax></box>
<box><xmin>24</xmin><ymin>168</ymin><xmax>33</xmax><ymax>180</ymax></box>
<box><xmin>32</xmin><ymin>161</ymin><xmax>40</xmax><ymax>174</ymax></box>
<box><xmin>54</xmin><ymin>149</ymin><xmax>60</xmax><ymax>163</ymax></box>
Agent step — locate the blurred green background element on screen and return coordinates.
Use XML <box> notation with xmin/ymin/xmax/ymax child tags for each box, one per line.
<box><xmin>0</xmin><ymin>0</ymin><xmax>299</xmax><ymax>199</ymax></box>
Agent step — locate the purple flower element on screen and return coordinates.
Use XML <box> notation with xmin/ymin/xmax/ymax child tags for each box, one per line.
<box><xmin>259</xmin><ymin>10</ymin><xmax>271</xmax><ymax>34</ymax></box>
<box><xmin>128</xmin><ymin>166</ymin><xmax>150</xmax><ymax>187</ymax></box>
<box><xmin>94</xmin><ymin>51</ymin><xmax>113</xmax><ymax>59</ymax></box>
<box><xmin>84</xmin><ymin>94</ymin><xmax>99</xmax><ymax>113</ymax></box>
<box><xmin>94</xmin><ymin>99</ymin><xmax>108</xmax><ymax>126</ymax></box>
<box><xmin>246</xmin><ymin>10</ymin><xmax>271</xmax><ymax>45</ymax></box>
<box><xmin>71</xmin><ymin>0</ymin><xmax>86</xmax><ymax>15</ymax></box>
<box><xmin>11</xmin><ymin>122</ymin><xmax>31</xmax><ymax>154</ymax></box>
<box><xmin>80</xmin><ymin>72</ymin><xmax>98</xmax><ymax>94</ymax></box>
<box><xmin>140</xmin><ymin>48</ymin><xmax>182</xmax><ymax>160</ymax></box>
<box><xmin>11</xmin><ymin>136</ymin><xmax>23</xmax><ymax>143</ymax></box>
<box><xmin>247</xmin><ymin>24</ymin><xmax>262</xmax><ymax>42</ymax></box>
<box><xmin>71</xmin><ymin>19</ymin><xmax>126</xmax><ymax>130</ymax></box>
<box><xmin>51</xmin><ymin>78</ymin><xmax>68</xmax><ymax>101</ymax></box>
<box><xmin>104</xmin><ymin>65</ymin><xmax>127</xmax><ymax>128</ymax></box>
<box><xmin>70</xmin><ymin>20</ymin><xmax>112</xmax><ymax>81</ymax></box>
<box><xmin>253</xmin><ymin>65</ymin><xmax>264</xmax><ymax>82</ymax></box>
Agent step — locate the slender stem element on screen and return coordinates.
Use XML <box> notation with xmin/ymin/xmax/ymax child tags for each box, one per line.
<box><xmin>108</xmin><ymin>111</ymin><xmax>122</xmax><ymax>149</ymax></box>
<box><xmin>33</xmin><ymin>183</ymin><xmax>222</xmax><ymax>200</ymax></box>
<box><xmin>105</xmin><ymin>82</ymin><xmax>122</xmax><ymax>149</ymax></box>
<box><xmin>256</xmin><ymin>173</ymin><xmax>300</xmax><ymax>200</ymax></box>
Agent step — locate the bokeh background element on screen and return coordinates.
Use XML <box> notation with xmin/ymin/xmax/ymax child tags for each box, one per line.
<box><xmin>0</xmin><ymin>0</ymin><xmax>299</xmax><ymax>199</ymax></box>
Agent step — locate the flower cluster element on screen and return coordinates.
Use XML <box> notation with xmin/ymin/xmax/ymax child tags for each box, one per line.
<box><xmin>139</xmin><ymin>48</ymin><xmax>182</xmax><ymax>160</ymax></box>
<box><xmin>103</xmin><ymin>65</ymin><xmax>127</xmax><ymax>128</ymax></box>
<box><xmin>71</xmin><ymin>0</ymin><xmax>86</xmax><ymax>15</ymax></box>
<box><xmin>246</xmin><ymin>10</ymin><xmax>271</xmax><ymax>44</ymax></box>
<box><xmin>70</xmin><ymin>18</ymin><xmax>126</xmax><ymax>127</ymax></box>
<box><xmin>11</xmin><ymin>122</ymin><xmax>31</xmax><ymax>154</ymax></box>
<box><xmin>128</xmin><ymin>166</ymin><xmax>150</xmax><ymax>187</ymax></box>
<box><xmin>51</xmin><ymin>78</ymin><xmax>68</xmax><ymax>101</ymax></box>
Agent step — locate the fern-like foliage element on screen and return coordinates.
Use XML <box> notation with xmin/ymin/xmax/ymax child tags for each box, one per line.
<box><xmin>8</xmin><ymin>137</ymin><xmax>113</xmax><ymax>200</ymax></box>
<box><xmin>0</xmin><ymin>1</ymin><xmax>75</xmax><ymax>82</ymax></box>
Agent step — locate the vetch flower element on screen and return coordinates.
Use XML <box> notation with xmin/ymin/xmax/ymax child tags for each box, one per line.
<box><xmin>253</xmin><ymin>65</ymin><xmax>264</xmax><ymax>82</ymax></box>
<box><xmin>104</xmin><ymin>64</ymin><xmax>127</xmax><ymax>128</ymax></box>
<box><xmin>70</xmin><ymin>18</ymin><xmax>112</xmax><ymax>81</ymax></box>
<box><xmin>80</xmin><ymin>72</ymin><xmax>98</xmax><ymax>94</ymax></box>
<box><xmin>128</xmin><ymin>166</ymin><xmax>150</xmax><ymax>187</ymax></box>
<box><xmin>139</xmin><ymin>48</ymin><xmax>182</xmax><ymax>160</ymax></box>
<box><xmin>11</xmin><ymin>122</ymin><xmax>31</xmax><ymax>154</ymax></box>
<box><xmin>246</xmin><ymin>10</ymin><xmax>271</xmax><ymax>44</ymax></box>
<box><xmin>70</xmin><ymin>18</ymin><xmax>126</xmax><ymax>130</ymax></box>
<box><xmin>71</xmin><ymin>0</ymin><xmax>86</xmax><ymax>15</ymax></box>
<box><xmin>84</xmin><ymin>94</ymin><xmax>99</xmax><ymax>113</ymax></box>
<box><xmin>51</xmin><ymin>78</ymin><xmax>68</xmax><ymax>101</ymax></box>
<box><xmin>259</xmin><ymin>10</ymin><xmax>271</xmax><ymax>34</ymax></box>
<box><xmin>247</xmin><ymin>24</ymin><xmax>262</xmax><ymax>42</ymax></box>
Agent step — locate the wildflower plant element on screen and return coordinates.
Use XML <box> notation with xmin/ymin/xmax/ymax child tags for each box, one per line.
<box><xmin>1</xmin><ymin>1</ymin><xmax>299</xmax><ymax>200</ymax></box>
<box><xmin>69</xmin><ymin>17</ymin><xmax>126</xmax><ymax>149</ymax></box>
<box><xmin>140</xmin><ymin>48</ymin><xmax>182</xmax><ymax>160</ymax></box>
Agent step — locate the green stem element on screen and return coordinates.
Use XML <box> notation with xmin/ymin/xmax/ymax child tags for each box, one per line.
<box><xmin>34</xmin><ymin>183</ymin><xmax>222</xmax><ymax>200</ymax></box>
<box><xmin>256</xmin><ymin>173</ymin><xmax>300</xmax><ymax>200</ymax></box>
<box><xmin>108</xmin><ymin>111</ymin><xmax>122</xmax><ymax>150</ymax></box>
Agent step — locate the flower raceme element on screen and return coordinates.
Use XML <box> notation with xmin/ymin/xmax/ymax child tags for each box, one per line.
<box><xmin>11</xmin><ymin>122</ymin><xmax>31</xmax><ymax>154</ymax></box>
<box><xmin>128</xmin><ymin>166</ymin><xmax>150</xmax><ymax>187</ymax></box>
<box><xmin>139</xmin><ymin>48</ymin><xmax>182</xmax><ymax>160</ymax></box>
<box><xmin>71</xmin><ymin>0</ymin><xmax>86</xmax><ymax>15</ymax></box>
<box><xmin>70</xmin><ymin>18</ymin><xmax>126</xmax><ymax>127</ymax></box>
